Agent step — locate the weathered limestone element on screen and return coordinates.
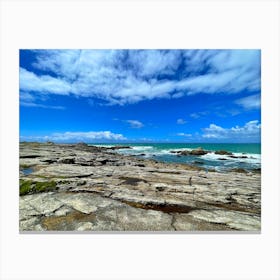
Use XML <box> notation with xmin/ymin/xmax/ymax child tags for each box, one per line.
<box><xmin>19</xmin><ymin>142</ymin><xmax>261</xmax><ymax>231</ymax></box>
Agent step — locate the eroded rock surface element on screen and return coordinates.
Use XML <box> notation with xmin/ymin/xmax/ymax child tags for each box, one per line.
<box><xmin>19</xmin><ymin>142</ymin><xmax>261</xmax><ymax>231</ymax></box>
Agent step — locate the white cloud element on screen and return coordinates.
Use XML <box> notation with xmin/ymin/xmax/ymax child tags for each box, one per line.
<box><xmin>125</xmin><ymin>120</ymin><xmax>144</xmax><ymax>128</ymax></box>
<box><xmin>20</xmin><ymin>91</ymin><xmax>65</xmax><ymax>109</ymax></box>
<box><xmin>20</xmin><ymin>91</ymin><xmax>35</xmax><ymax>102</ymax></box>
<box><xmin>21</xmin><ymin>131</ymin><xmax>126</xmax><ymax>142</ymax></box>
<box><xmin>177</xmin><ymin>118</ymin><xmax>187</xmax><ymax>124</ymax></box>
<box><xmin>190</xmin><ymin>113</ymin><xmax>200</xmax><ymax>119</ymax></box>
<box><xmin>20</xmin><ymin>67</ymin><xmax>71</xmax><ymax>95</ymax></box>
<box><xmin>202</xmin><ymin>120</ymin><xmax>261</xmax><ymax>141</ymax></box>
<box><xmin>177</xmin><ymin>133</ymin><xmax>192</xmax><ymax>137</ymax></box>
<box><xmin>20</xmin><ymin>102</ymin><xmax>65</xmax><ymax>110</ymax></box>
<box><xmin>235</xmin><ymin>94</ymin><xmax>261</xmax><ymax>110</ymax></box>
<box><xmin>20</xmin><ymin>50</ymin><xmax>261</xmax><ymax>105</ymax></box>
<box><xmin>190</xmin><ymin>111</ymin><xmax>208</xmax><ymax>119</ymax></box>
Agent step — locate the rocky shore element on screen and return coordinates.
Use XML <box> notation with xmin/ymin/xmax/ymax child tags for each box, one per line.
<box><xmin>19</xmin><ymin>142</ymin><xmax>261</xmax><ymax>231</ymax></box>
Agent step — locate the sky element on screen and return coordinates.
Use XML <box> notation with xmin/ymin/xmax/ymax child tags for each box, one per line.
<box><xmin>19</xmin><ymin>49</ymin><xmax>261</xmax><ymax>143</ymax></box>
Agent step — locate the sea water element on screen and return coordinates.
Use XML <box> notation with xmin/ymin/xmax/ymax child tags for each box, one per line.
<box><xmin>89</xmin><ymin>143</ymin><xmax>261</xmax><ymax>172</ymax></box>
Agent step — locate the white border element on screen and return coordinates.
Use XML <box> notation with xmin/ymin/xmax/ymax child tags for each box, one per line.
<box><xmin>1</xmin><ymin>0</ymin><xmax>280</xmax><ymax>279</ymax></box>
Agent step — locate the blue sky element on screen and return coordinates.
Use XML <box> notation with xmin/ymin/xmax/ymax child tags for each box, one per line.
<box><xmin>20</xmin><ymin>49</ymin><xmax>261</xmax><ymax>143</ymax></box>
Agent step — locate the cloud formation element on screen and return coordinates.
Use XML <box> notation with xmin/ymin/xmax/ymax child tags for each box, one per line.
<box><xmin>177</xmin><ymin>133</ymin><xmax>192</xmax><ymax>137</ymax></box>
<box><xmin>202</xmin><ymin>120</ymin><xmax>261</xmax><ymax>140</ymax></box>
<box><xmin>235</xmin><ymin>94</ymin><xmax>261</xmax><ymax>110</ymax></box>
<box><xmin>20</xmin><ymin>91</ymin><xmax>65</xmax><ymax>109</ymax></box>
<box><xmin>177</xmin><ymin>118</ymin><xmax>187</xmax><ymax>124</ymax></box>
<box><xmin>21</xmin><ymin>131</ymin><xmax>126</xmax><ymax>142</ymax></box>
<box><xmin>20</xmin><ymin>49</ymin><xmax>261</xmax><ymax>105</ymax></box>
<box><xmin>125</xmin><ymin>120</ymin><xmax>144</xmax><ymax>129</ymax></box>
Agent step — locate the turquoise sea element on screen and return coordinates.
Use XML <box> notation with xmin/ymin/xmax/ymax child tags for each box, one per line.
<box><xmin>89</xmin><ymin>143</ymin><xmax>261</xmax><ymax>172</ymax></box>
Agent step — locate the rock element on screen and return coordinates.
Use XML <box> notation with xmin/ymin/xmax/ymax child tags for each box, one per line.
<box><xmin>252</xmin><ymin>168</ymin><xmax>261</xmax><ymax>173</ymax></box>
<box><xmin>193</xmin><ymin>160</ymin><xmax>204</xmax><ymax>165</ymax></box>
<box><xmin>95</xmin><ymin>158</ymin><xmax>109</xmax><ymax>165</ymax></box>
<box><xmin>186</xmin><ymin>209</ymin><xmax>260</xmax><ymax>231</ymax></box>
<box><xmin>155</xmin><ymin>187</ymin><xmax>165</xmax><ymax>191</ymax></box>
<box><xmin>40</xmin><ymin>158</ymin><xmax>57</xmax><ymax>164</ymax></box>
<box><xmin>76</xmin><ymin>142</ymin><xmax>88</xmax><ymax>147</ymax></box>
<box><xmin>214</xmin><ymin>150</ymin><xmax>233</xmax><ymax>155</ymax></box>
<box><xmin>179</xmin><ymin>148</ymin><xmax>208</xmax><ymax>156</ymax></box>
<box><xmin>229</xmin><ymin>155</ymin><xmax>248</xmax><ymax>159</ymax></box>
<box><xmin>106</xmin><ymin>145</ymin><xmax>132</xmax><ymax>150</ymax></box>
<box><xmin>58</xmin><ymin>157</ymin><xmax>75</xmax><ymax>164</ymax></box>
<box><xmin>77</xmin><ymin>180</ymin><xmax>86</xmax><ymax>186</ymax></box>
<box><xmin>179</xmin><ymin>150</ymin><xmax>189</xmax><ymax>156</ymax></box>
<box><xmin>19</xmin><ymin>142</ymin><xmax>261</xmax><ymax>232</ymax></box>
<box><xmin>20</xmin><ymin>155</ymin><xmax>41</xmax><ymax>159</ymax></box>
<box><xmin>75</xmin><ymin>157</ymin><xmax>91</xmax><ymax>166</ymax></box>
<box><xmin>189</xmin><ymin>148</ymin><xmax>208</xmax><ymax>156</ymax></box>
<box><xmin>230</xmin><ymin>168</ymin><xmax>248</xmax><ymax>173</ymax></box>
<box><xmin>76</xmin><ymin>222</ymin><xmax>94</xmax><ymax>231</ymax></box>
<box><xmin>135</xmin><ymin>163</ymin><xmax>145</xmax><ymax>167</ymax></box>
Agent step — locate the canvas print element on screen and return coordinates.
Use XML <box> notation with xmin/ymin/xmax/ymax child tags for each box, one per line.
<box><xmin>19</xmin><ymin>50</ymin><xmax>261</xmax><ymax>232</ymax></box>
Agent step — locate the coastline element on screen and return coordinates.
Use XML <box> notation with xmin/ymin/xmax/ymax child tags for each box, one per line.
<box><xmin>19</xmin><ymin>142</ymin><xmax>261</xmax><ymax>231</ymax></box>
<box><xmin>92</xmin><ymin>143</ymin><xmax>261</xmax><ymax>173</ymax></box>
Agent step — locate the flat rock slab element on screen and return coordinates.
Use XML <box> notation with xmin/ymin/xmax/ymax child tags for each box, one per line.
<box><xmin>20</xmin><ymin>192</ymin><xmax>174</xmax><ymax>231</ymax></box>
<box><xmin>19</xmin><ymin>143</ymin><xmax>261</xmax><ymax>232</ymax></box>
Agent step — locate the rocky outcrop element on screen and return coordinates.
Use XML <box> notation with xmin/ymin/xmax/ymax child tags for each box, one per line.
<box><xmin>176</xmin><ymin>148</ymin><xmax>209</xmax><ymax>156</ymax></box>
<box><xmin>214</xmin><ymin>150</ymin><xmax>233</xmax><ymax>155</ymax></box>
<box><xmin>229</xmin><ymin>155</ymin><xmax>248</xmax><ymax>159</ymax></box>
<box><xmin>106</xmin><ymin>145</ymin><xmax>132</xmax><ymax>150</ymax></box>
<box><xmin>19</xmin><ymin>142</ymin><xmax>261</xmax><ymax>231</ymax></box>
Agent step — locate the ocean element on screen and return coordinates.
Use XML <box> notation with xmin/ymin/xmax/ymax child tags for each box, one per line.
<box><xmin>89</xmin><ymin>143</ymin><xmax>261</xmax><ymax>172</ymax></box>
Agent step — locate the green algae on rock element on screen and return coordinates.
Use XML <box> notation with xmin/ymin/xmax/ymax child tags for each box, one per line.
<box><xmin>20</xmin><ymin>179</ymin><xmax>57</xmax><ymax>195</ymax></box>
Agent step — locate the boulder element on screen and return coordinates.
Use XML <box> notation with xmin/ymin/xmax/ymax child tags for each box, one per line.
<box><xmin>178</xmin><ymin>148</ymin><xmax>208</xmax><ymax>156</ymax></box>
<box><xmin>179</xmin><ymin>150</ymin><xmax>190</xmax><ymax>156</ymax></box>
<box><xmin>214</xmin><ymin>150</ymin><xmax>233</xmax><ymax>155</ymax></box>
<box><xmin>229</xmin><ymin>155</ymin><xmax>248</xmax><ymax>159</ymax></box>
<box><xmin>189</xmin><ymin>148</ymin><xmax>208</xmax><ymax>155</ymax></box>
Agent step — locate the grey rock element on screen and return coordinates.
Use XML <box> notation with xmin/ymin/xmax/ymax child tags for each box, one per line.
<box><xmin>58</xmin><ymin>157</ymin><xmax>75</xmax><ymax>164</ymax></box>
<box><xmin>19</xmin><ymin>142</ymin><xmax>261</xmax><ymax>231</ymax></box>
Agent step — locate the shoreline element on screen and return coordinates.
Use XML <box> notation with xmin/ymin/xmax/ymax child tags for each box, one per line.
<box><xmin>19</xmin><ymin>142</ymin><xmax>261</xmax><ymax>231</ymax></box>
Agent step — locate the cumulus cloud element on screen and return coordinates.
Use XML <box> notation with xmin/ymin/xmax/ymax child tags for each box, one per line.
<box><xmin>202</xmin><ymin>120</ymin><xmax>261</xmax><ymax>141</ymax></box>
<box><xmin>177</xmin><ymin>118</ymin><xmax>187</xmax><ymax>124</ymax></box>
<box><xmin>20</xmin><ymin>131</ymin><xmax>126</xmax><ymax>142</ymax></box>
<box><xmin>125</xmin><ymin>120</ymin><xmax>144</xmax><ymax>128</ymax></box>
<box><xmin>20</xmin><ymin>49</ymin><xmax>261</xmax><ymax>105</ymax></box>
<box><xmin>235</xmin><ymin>94</ymin><xmax>261</xmax><ymax>110</ymax></box>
